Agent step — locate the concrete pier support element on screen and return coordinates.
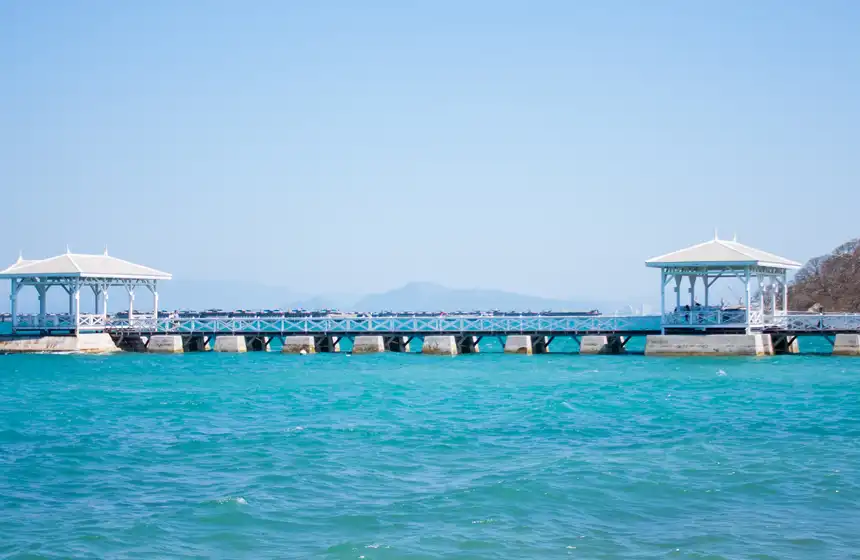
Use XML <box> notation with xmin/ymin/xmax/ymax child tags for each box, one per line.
<box><xmin>148</xmin><ymin>335</ymin><xmax>184</xmax><ymax>354</ymax></box>
<box><xmin>282</xmin><ymin>335</ymin><xmax>316</xmax><ymax>354</ymax></box>
<box><xmin>0</xmin><ymin>333</ymin><xmax>119</xmax><ymax>354</ymax></box>
<box><xmin>644</xmin><ymin>334</ymin><xmax>774</xmax><ymax>356</ymax></box>
<box><xmin>213</xmin><ymin>335</ymin><xmax>247</xmax><ymax>353</ymax></box>
<box><xmin>244</xmin><ymin>335</ymin><xmax>269</xmax><ymax>352</ymax></box>
<box><xmin>183</xmin><ymin>335</ymin><xmax>210</xmax><ymax>352</ymax></box>
<box><xmin>384</xmin><ymin>336</ymin><xmax>411</xmax><ymax>352</ymax></box>
<box><xmin>456</xmin><ymin>335</ymin><xmax>480</xmax><ymax>354</ymax></box>
<box><xmin>832</xmin><ymin>334</ymin><xmax>860</xmax><ymax>356</ymax></box>
<box><xmin>353</xmin><ymin>335</ymin><xmax>385</xmax><ymax>354</ymax></box>
<box><xmin>113</xmin><ymin>333</ymin><xmax>147</xmax><ymax>352</ymax></box>
<box><xmin>772</xmin><ymin>335</ymin><xmax>799</xmax><ymax>355</ymax></box>
<box><xmin>504</xmin><ymin>335</ymin><xmax>533</xmax><ymax>354</ymax></box>
<box><xmin>580</xmin><ymin>335</ymin><xmax>625</xmax><ymax>354</ymax></box>
<box><xmin>423</xmin><ymin>335</ymin><xmax>458</xmax><ymax>355</ymax></box>
<box><xmin>315</xmin><ymin>335</ymin><xmax>340</xmax><ymax>353</ymax></box>
<box><xmin>531</xmin><ymin>336</ymin><xmax>550</xmax><ymax>354</ymax></box>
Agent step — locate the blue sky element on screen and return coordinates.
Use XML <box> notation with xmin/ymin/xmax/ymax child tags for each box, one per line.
<box><xmin>1</xmin><ymin>0</ymin><xmax>858</xmax><ymax>303</ymax></box>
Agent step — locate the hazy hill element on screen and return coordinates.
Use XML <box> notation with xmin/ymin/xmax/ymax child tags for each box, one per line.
<box><xmin>351</xmin><ymin>282</ymin><xmax>605</xmax><ymax>312</ymax></box>
<box><xmin>789</xmin><ymin>238</ymin><xmax>860</xmax><ymax>312</ymax></box>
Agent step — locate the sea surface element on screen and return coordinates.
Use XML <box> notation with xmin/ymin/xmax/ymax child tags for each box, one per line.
<box><xmin>1</xmin><ymin>351</ymin><xmax>858</xmax><ymax>559</ymax></box>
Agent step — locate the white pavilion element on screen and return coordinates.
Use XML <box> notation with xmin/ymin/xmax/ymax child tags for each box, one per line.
<box><xmin>0</xmin><ymin>249</ymin><xmax>171</xmax><ymax>335</ymax></box>
<box><xmin>646</xmin><ymin>236</ymin><xmax>801</xmax><ymax>333</ymax></box>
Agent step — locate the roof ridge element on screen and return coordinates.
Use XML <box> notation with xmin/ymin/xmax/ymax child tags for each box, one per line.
<box><xmin>65</xmin><ymin>253</ymin><xmax>83</xmax><ymax>273</ymax></box>
<box><xmin>645</xmin><ymin>239</ymin><xmax>717</xmax><ymax>263</ymax></box>
<box><xmin>714</xmin><ymin>239</ymin><xmax>756</xmax><ymax>260</ymax></box>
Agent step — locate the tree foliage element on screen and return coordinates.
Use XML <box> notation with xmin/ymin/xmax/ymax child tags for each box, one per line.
<box><xmin>789</xmin><ymin>239</ymin><xmax>860</xmax><ymax>312</ymax></box>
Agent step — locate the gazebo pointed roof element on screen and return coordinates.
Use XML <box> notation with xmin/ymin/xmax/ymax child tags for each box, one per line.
<box><xmin>646</xmin><ymin>238</ymin><xmax>801</xmax><ymax>269</ymax></box>
<box><xmin>0</xmin><ymin>252</ymin><xmax>171</xmax><ymax>280</ymax></box>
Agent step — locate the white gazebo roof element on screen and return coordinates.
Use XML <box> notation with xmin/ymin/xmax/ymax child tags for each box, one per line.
<box><xmin>646</xmin><ymin>238</ymin><xmax>801</xmax><ymax>269</ymax></box>
<box><xmin>0</xmin><ymin>252</ymin><xmax>172</xmax><ymax>280</ymax></box>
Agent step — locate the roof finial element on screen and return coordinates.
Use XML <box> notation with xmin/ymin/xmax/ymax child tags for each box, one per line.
<box><xmin>103</xmin><ymin>245</ymin><xmax>109</xmax><ymax>256</ymax></box>
<box><xmin>16</xmin><ymin>250</ymin><xmax>23</xmax><ymax>264</ymax></box>
<box><xmin>714</xmin><ymin>228</ymin><xmax>718</xmax><ymax>240</ymax></box>
<box><xmin>732</xmin><ymin>232</ymin><xmax>737</xmax><ymax>242</ymax></box>
<box><xmin>65</xmin><ymin>244</ymin><xmax>70</xmax><ymax>254</ymax></box>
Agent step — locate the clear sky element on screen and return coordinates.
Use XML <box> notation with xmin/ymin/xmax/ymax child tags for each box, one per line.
<box><xmin>2</xmin><ymin>0</ymin><xmax>858</xmax><ymax>303</ymax></box>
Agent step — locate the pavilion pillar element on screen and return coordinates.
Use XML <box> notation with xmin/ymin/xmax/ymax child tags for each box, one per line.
<box><xmin>102</xmin><ymin>285</ymin><xmax>109</xmax><ymax>322</ymax></box>
<box><xmin>72</xmin><ymin>284</ymin><xmax>81</xmax><ymax>335</ymax></box>
<box><xmin>91</xmin><ymin>284</ymin><xmax>100</xmax><ymax>315</ymax></box>
<box><xmin>659</xmin><ymin>270</ymin><xmax>666</xmax><ymax>333</ymax></box>
<box><xmin>674</xmin><ymin>275</ymin><xmax>681</xmax><ymax>311</ymax></box>
<box><xmin>153</xmin><ymin>281</ymin><xmax>159</xmax><ymax>323</ymax></box>
<box><xmin>36</xmin><ymin>284</ymin><xmax>48</xmax><ymax>328</ymax></box>
<box><xmin>9</xmin><ymin>279</ymin><xmax>19</xmax><ymax>331</ymax></box>
<box><xmin>744</xmin><ymin>267</ymin><xmax>751</xmax><ymax>334</ymax></box>
<box><xmin>689</xmin><ymin>275</ymin><xmax>697</xmax><ymax>323</ymax></box>
<box><xmin>783</xmin><ymin>272</ymin><xmax>789</xmax><ymax>313</ymax></box>
<box><xmin>127</xmin><ymin>285</ymin><xmax>135</xmax><ymax>322</ymax></box>
<box><xmin>758</xmin><ymin>276</ymin><xmax>764</xmax><ymax>317</ymax></box>
<box><xmin>770</xmin><ymin>276</ymin><xmax>779</xmax><ymax>316</ymax></box>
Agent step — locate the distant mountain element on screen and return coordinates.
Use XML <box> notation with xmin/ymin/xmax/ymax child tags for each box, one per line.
<box><xmin>789</xmin><ymin>238</ymin><xmax>860</xmax><ymax>312</ymax></box>
<box><xmin>350</xmin><ymin>282</ymin><xmax>607</xmax><ymax>313</ymax></box>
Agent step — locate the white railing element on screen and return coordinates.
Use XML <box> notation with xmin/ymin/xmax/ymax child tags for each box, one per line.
<box><xmin>662</xmin><ymin>308</ymin><xmax>750</xmax><ymax>327</ymax></box>
<box><xmin>105</xmin><ymin>314</ymin><xmax>665</xmax><ymax>334</ymax></box>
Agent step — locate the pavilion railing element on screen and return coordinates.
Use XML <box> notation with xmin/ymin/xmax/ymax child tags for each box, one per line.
<box><xmin>662</xmin><ymin>308</ymin><xmax>751</xmax><ymax>327</ymax></box>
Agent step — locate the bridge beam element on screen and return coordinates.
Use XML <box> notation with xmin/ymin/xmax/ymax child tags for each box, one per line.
<box><xmin>833</xmin><ymin>334</ymin><xmax>860</xmax><ymax>356</ymax></box>
<box><xmin>423</xmin><ymin>335</ymin><xmax>457</xmax><ymax>355</ymax></box>
<box><xmin>282</xmin><ymin>335</ymin><xmax>316</xmax><ymax>354</ymax></box>
<box><xmin>353</xmin><ymin>335</ymin><xmax>385</xmax><ymax>354</ymax></box>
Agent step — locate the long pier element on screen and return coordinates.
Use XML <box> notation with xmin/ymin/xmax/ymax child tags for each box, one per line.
<box><xmin>8</xmin><ymin>310</ymin><xmax>860</xmax><ymax>356</ymax></box>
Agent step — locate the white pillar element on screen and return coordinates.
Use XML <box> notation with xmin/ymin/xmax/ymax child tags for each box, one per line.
<box><xmin>153</xmin><ymin>282</ymin><xmax>159</xmax><ymax>323</ymax></box>
<box><xmin>91</xmin><ymin>284</ymin><xmax>100</xmax><ymax>314</ymax></box>
<box><xmin>704</xmin><ymin>275</ymin><xmax>710</xmax><ymax>307</ymax></box>
<box><xmin>783</xmin><ymin>271</ymin><xmax>789</xmax><ymax>313</ymax></box>
<box><xmin>758</xmin><ymin>276</ymin><xmax>764</xmax><ymax>315</ymax></box>
<box><xmin>73</xmin><ymin>286</ymin><xmax>81</xmax><ymax>335</ymax></box>
<box><xmin>769</xmin><ymin>278</ymin><xmax>777</xmax><ymax>315</ymax></box>
<box><xmin>102</xmin><ymin>286</ymin><xmax>109</xmax><ymax>321</ymax></box>
<box><xmin>128</xmin><ymin>286</ymin><xmax>135</xmax><ymax>321</ymax></box>
<box><xmin>744</xmin><ymin>267</ymin><xmax>751</xmax><ymax>333</ymax></box>
<box><xmin>9</xmin><ymin>279</ymin><xmax>18</xmax><ymax>331</ymax></box>
<box><xmin>674</xmin><ymin>275</ymin><xmax>681</xmax><ymax>311</ymax></box>
<box><xmin>37</xmin><ymin>284</ymin><xmax>48</xmax><ymax>328</ymax></box>
<box><xmin>659</xmin><ymin>270</ymin><xmax>666</xmax><ymax>333</ymax></box>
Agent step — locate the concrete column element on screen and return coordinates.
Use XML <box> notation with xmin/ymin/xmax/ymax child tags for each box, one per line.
<box><xmin>214</xmin><ymin>335</ymin><xmax>247</xmax><ymax>352</ymax></box>
<box><xmin>102</xmin><ymin>287</ymin><xmax>109</xmax><ymax>321</ymax></box>
<box><xmin>128</xmin><ymin>287</ymin><xmax>135</xmax><ymax>321</ymax></box>
<box><xmin>423</xmin><ymin>335</ymin><xmax>457</xmax><ymax>355</ymax></box>
<box><xmin>244</xmin><ymin>335</ymin><xmax>269</xmax><ymax>351</ymax></box>
<box><xmin>384</xmin><ymin>335</ymin><xmax>411</xmax><ymax>352</ymax></box>
<box><xmin>153</xmin><ymin>284</ymin><xmax>159</xmax><ymax>323</ymax></box>
<box><xmin>580</xmin><ymin>335</ymin><xmax>610</xmax><ymax>354</ymax></box>
<box><xmin>832</xmin><ymin>334</ymin><xmax>860</xmax><ymax>356</ymax></box>
<box><xmin>456</xmin><ymin>335</ymin><xmax>480</xmax><ymax>354</ymax></box>
<box><xmin>282</xmin><ymin>335</ymin><xmax>316</xmax><ymax>354</ymax></box>
<box><xmin>183</xmin><ymin>335</ymin><xmax>211</xmax><ymax>352</ymax></box>
<box><xmin>353</xmin><ymin>335</ymin><xmax>385</xmax><ymax>353</ymax></box>
<box><xmin>645</xmin><ymin>334</ymin><xmax>774</xmax><ymax>356</ymax></box>
<box><xmin>772</xmin><ymin>335</ymin><xmax>799</xmax><ymax>354</ymax></box>
<box><xmin>73</xmin><ymin>287</ymin><xmax>80</xmax><ymax>335</ymax></box>
<box><xmin>504</xmin><ymin>335</ymin><xmax>533</xmax><ymax>354</ymax></box>
<box><xmin>148</xmin><ymin>335</ymin><xmax>184</xmax><ymax>353</ymax></box>
<box><xmin>315</xmin><ymin>335</ymin><xmax>340</xmax><ymax>353</ymax></box>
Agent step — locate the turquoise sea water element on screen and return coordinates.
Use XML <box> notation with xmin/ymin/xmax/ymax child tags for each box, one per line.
<box><xmin>1</xmin><ymin>352</ymin><xmax>858</xmax><ymax>559</ymax></box>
